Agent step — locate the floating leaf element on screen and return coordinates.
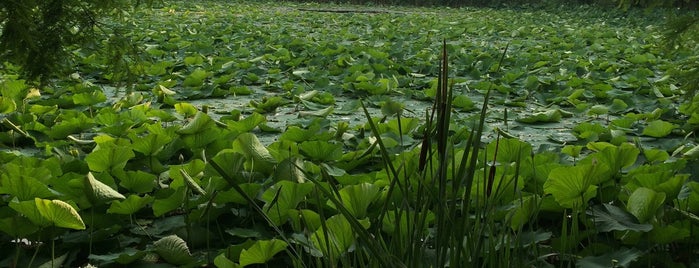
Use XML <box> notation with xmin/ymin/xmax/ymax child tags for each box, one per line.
<box><xmin>626</xmin><ymin>187</ymin><xmax>665</xmax><ymax>223</ymax></box>
<box><xmin>642</xmin><ymin>120</ymin><xmax>676</xmax><ymax>138</ymax></box>
<box><xmin>516</xmin><ymin>109</ymin><xmax>561</xmax><ymax>123</ymax></box>
<box><xmin>239</xmin><ymin>239</ymin><xmax>288</xmax><ymax>267</ymax></box>
<box><xmin>154</xmin><ymin>235</ymin><xmax>192</xmax><ymax>265</ymax></box>
<box><xmin>35</xmin><ymin>198</ymin><xmax>86</xmax><ymax>230</ymax></box>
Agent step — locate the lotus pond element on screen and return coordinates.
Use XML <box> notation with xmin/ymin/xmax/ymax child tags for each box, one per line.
<box><xmin>1</xmin><ymin>0</ymin><xmax>699</xmax><ymax>267</ymax></box>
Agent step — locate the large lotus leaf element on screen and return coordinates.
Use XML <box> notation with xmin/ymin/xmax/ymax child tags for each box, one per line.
<box><xmin>210</xmin><ymin>150</ymin><xmax>247</xmax><ymax>185</ymax></box>
<box><xmin>214</xmin><ymin>183</ymin><xmax>263</xmax><ymax>205</ymax></box>
<box><xmin>596</xmin><ymin>143</ymin><xmax>639</xmax><ymax>174</ymax></box>
<box><xmin>543</xmin><ymin>165</ymin><xmax>598</xmax><ymax>209</ymax></box>
<box><xmin>647</xmin><ymin>221</ymin><xmax>691</xmax><ymax>244</ymax></box>
<box><xmin>587</xmin><ymin>204</ymin><xmax>652</xmax><ymax>232</ymax></box>
<box><xmin>107</xmin><ymin>194</ymin><xmax>154</xmax><ymax>215</ymax></box>
<box><xmin>508</xmin><ymin>195</ymin><xmax>540</xmax><ymax>230</ymax></box>
<box><xmin>274</xmin><ymin>157</ymin><xmax>306</xmax><ymax>183</ymax></box>
<box><xmin>239</xmin><ymin>239</ymin><xmax>288</xmax><ymax>267</ymax></box>
<box><xmin>35</xmin><ymin>198</ymin><xmax>85</xmax><ymax>230</ymax></box>
<box><xmin>228</xmin><ymin>113</ymin><xmax>266</xmax><ymax>133</ymax></box>
<box><xmin>183</xmin><ymin>68</ymin><xmax>210</xmax><ymax>87</ymax></box>
<box><xmin>331</xmin><ymin>183</ymin><xmax>380</xmax><ymax>219</ymax></box>
<box><xmin>311</xmin><ymin>214</ymin><xmax>370</xmax><ymax>259</ymax></box>
<box><xmin>288</xmin><ymin>209</ymin><xmax>321</xmax><ymax>233</ymax></box>
<box><xmin>9</xmin><ymin>199</ymin><xmax>51</xmax><ymax>227</ymax></box>
<box><xmin>0</xmin><ymin>214</ymin><xmax>39</xmax><ymax>237</ymax></box>
<box><xmin>486</xmin><ymin>138</ymin><xmax>532</xmax><ymax>164</ymax></box>
<box><xmin>0</xmin><ymin>163</ymin><xmax>56</xmax><ymax>201</ymax></box>
<box><xmin>0</xmin><ymin>96</ymin><xmax>16</xmax><ymax>113</ymax></box>
<box><xmin>84</xmin><ymin>172</ymin><xmax>125</xmax><ymax>203</ymax></box>
<box><xmin>516</xmin><ymin>109</ymin><xmax>561</xmax><ymax>123</ymax></box>
<box><xmin>85</xmin><ymin>141</ymin><xmax>135</xmax><ymax>173</ymax></box>
<box><xmin>299</xmin><ymin>140</ymin><xmax>343</xmax><ymax>162</ymax></box>
<box><xmin>177</xmin><ymin>111</ymin><xmax>215</xmax><ymax>135</ymax></box>
<box><xmin>175</xmin><ymin>102</ymin><xmax>198</xmax><ymax>117</ymax></box>
<box><xmin>261</xmin><ymin>181</ymin><xmax>314</xmax><ymax>226</ymax></box>
<box><xmin>626</xmin><ymin>172</ymin><xmax>687</xmax><ymax>200</ymax></box>
<box><xmin>131</xmin><ymin>132</ymin><xmax>173</xmax><ymax>156</ymax></box>
<box><xmin>154</xmin><ymin>235</ymin><xmax>192</xmax><ymax>265</ymax></box>
<box><xmin>152</xmin><ymin>188</ymin><xmax>186</xmax><ymax>217</ymax></box>
<box><xmin>626</xmin><ymin>187</ymin><xmax>665</xmax><ymax>223</ymax></box>
<box><xmin>576</xmin><ymin>248</ymin><xmax>642</xmax><ymax>268</ymax></box>
<box><xmin>232</xmin><ymin>133</ymin><xmax>277</xmax><ymax>173</ymax></box>
<box><xmin>642</xmin><ymin>120</ymin><xmax>677</xmax><ymax>138</ymax></box>
<box><xmin>119</xmin><ymin>171</ymin><xmax>157</xmax><ymax>194</ymax></box>
<box><xmin>73</xmin><ymin>90</ymin><xmax>106</xmax><ymax>106</ymax></box>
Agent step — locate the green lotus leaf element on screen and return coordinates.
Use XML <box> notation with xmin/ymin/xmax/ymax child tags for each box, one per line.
<box><xmin>84</xmin><ymin>172</ymin><xmax>125</xmax><ymax>203</ymax></box>
<box><xmin>154</xmin><ymin>235</ymin><xmax>192</xmax><ymax>265</ymax></box>
<box><xmin>152</xmin><ymin>188</ymin><xmax>186</xmax><ymax>217</ymax></box>
<box><xmin>107</xmin><ymin>194</ymin><xmax>154</xmax><ymax>215</ymax></box>
<box><xmin>239</xmin><ymin>239</ymin><xmax>288</xmax><ymax>267</ymax></box>
<box><xmin>299</xmin><ymin>140</ymin><xmax>343</xmax><ymax>162</ymax></box>
<box><xmin>232</xmin><ymin>133</ymin><xmax>277</xmax><ymax>173</ymax></box>
<box><xmin>35</xmin><ymin>198</ymin><xmax>85</xmax><ymax>230</ymax></box>
<box><xmin>331</xmin><ymin>183</ymin><xmax>380</xmax><ymax>219</ymax></box>
<box><xmin>261</xmin><ymin>181</ymin><xmax>314</xmax><ymax>226</ymax></box>
<box><xmin>543</xmin><ymin>165</ymin><xmax>598</xmax><ymax>209</ymax></box>
<box><xmin>587</xmin><ymin>204</ymin><xmax>652</xmax><ymax>232</ymax></box>
<box><xmin>311</xmin><ymin>214</ymin><xmax>370</xmax><ymax>259</ymax></box>
<box><xmin>516</xmin><ymin>109</ymin><xmax>561</xmax><ymax>123</ymax></box>
<box><xmin>85</xmin><ymin>141</ymin><xmax>135</xmax><ymax>173</ymax></box>
<box><xmin>642</xmin><ymin>120</ymin><xmax>676</xmax><ymax>138</ymax></box>
<box><xmin>626</xmin><ymin>187</ymin><xmax>665</xmax><ymax>223</ymax></box>
<box><xmin>0</xmin><ymin>163</ymin><xmax>55</xmax><ymax>201</ymax></box>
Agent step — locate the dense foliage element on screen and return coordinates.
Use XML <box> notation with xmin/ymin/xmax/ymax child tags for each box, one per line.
<box><xmin>1</xmin><ymin>0</ymin><xmax>699</xmax><ymax>267</ymax></box>
<box><xmin>0</xmin><ymin>0</ymin><xmax>145</xmax><ymax>83</ymax></box>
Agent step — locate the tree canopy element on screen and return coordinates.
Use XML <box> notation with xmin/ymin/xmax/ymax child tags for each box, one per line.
<box><xmin>0</xmin><ymin>0</ymin><xmax>140</xmax><ymax>84</ymax></box>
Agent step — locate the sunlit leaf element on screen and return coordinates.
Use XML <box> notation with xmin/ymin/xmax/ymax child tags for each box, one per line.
<box><xmin>626</xmin><ymin>187</ymin><xmax>665</xmax><ymax>223</ymax></box>
<box><xmin>642</xmin><ymin>120</ymin><xmax>676</xmax><ymax>138</ymax></box>
<box><xmin>35</xmin><ymin>198</ymin><xmax>86</xmax><ymax>230</ymax></box>
<box><xmin>544</xmin><ymin>165</ymin><xmax>598</xmax><ymax>209</ymax></box>
<box><xmin>239</xmin><ymin>239</ymin><xmax>288</xmax><ymax>267</ymax></box>
<box><xmin>84</xmin><ymin>171</ymin><xmax>125</xmax><ymax>203</ymax></box>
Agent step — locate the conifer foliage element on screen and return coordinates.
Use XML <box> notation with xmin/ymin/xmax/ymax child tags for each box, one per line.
<box><xmin>0</xmin><ymin>0</ymin><xmax>138</xmax><ymax>83</ymax></box>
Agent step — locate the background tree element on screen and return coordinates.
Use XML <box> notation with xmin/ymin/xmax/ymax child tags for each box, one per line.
<box><xmin>0</xmin><ymin>0</ymin><xmax>145</xmax><ymax>85</ymax></box>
